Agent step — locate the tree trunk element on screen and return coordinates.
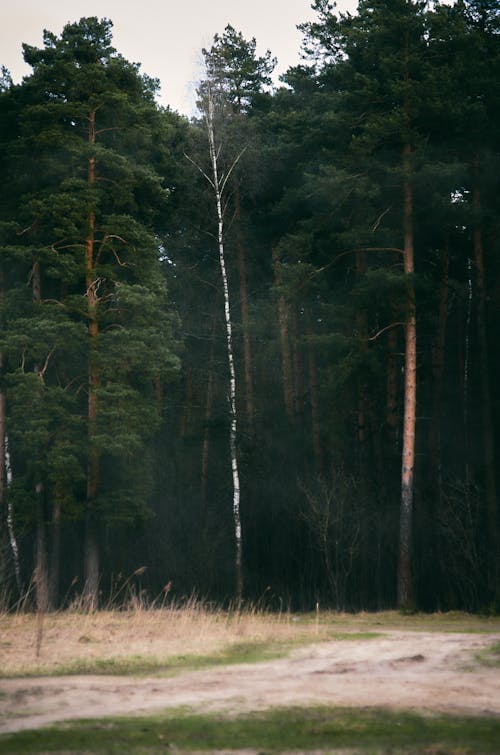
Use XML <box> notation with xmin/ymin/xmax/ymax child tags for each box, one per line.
<box><xmin>272</xmin><ymin>247</ymin><xmax>294</xmax><ymax>419</ymax></box>
<box><xmin>472</xmin><ymin>156</ymin><xmax>498</xmax><ymax>599</ymax></box>
<box><xmin>205</xmin><ymin>89</ymin><xmax>243</xmax><ymax>603</ymax></box>
<box><xmin>83</xmin><ymin>109</ymin><xmax>100</xmax><ymax>609</ymax></box>
<box><xmin>398</xmin><ymin>143</ymin><xmax>417</xmax><ymax>608</ymax></box>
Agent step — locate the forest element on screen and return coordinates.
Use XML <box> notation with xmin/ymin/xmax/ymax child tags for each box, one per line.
<box><xmin>0</xmin><ymin>0</ymin><xmax>498</xmax><ymax>614</ymax></box>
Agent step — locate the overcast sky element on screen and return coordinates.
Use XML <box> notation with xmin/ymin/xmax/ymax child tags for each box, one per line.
<box><xmin>1</xmin><ymin>0</ymin><xmax>358</xmax><ymax>115</ymax></box>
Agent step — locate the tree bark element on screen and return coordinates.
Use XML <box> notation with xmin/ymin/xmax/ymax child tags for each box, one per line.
<box><xmin>398</xmin><ymin>142</ymin><xmax>417</xmax><ymax>608</ymax></box>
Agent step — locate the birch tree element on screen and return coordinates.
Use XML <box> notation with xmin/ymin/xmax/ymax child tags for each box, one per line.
<box><xmin>189</xmin><ymin>83</ymin><xmax>245</xmax><ymax>602</ymax></box>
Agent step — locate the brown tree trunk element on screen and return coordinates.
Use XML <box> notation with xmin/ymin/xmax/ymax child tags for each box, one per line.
<box><xmin>83</xmin><ymin>109</ymin><xmax>100</xmax><ymax>609</ymax></box>
<box><xmin>398</xmin><ymin>143</ymin><xmax>417</xmax><ymax>608</ymax></box>
<box><xmin>272</xmin><ymin>247</ymin><xmax>294</xmax><ymax>419</ymax></box>
<box><xmin>472</xmin><ymin>157</ymin><xmax>498</xmax><ymax>598</ymax></box>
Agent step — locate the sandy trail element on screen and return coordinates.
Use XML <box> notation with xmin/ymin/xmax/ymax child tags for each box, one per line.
<box><xmin>1</xmin><ymin>630</ymin><xmax>499</xmax><ymax>734</ymax></box>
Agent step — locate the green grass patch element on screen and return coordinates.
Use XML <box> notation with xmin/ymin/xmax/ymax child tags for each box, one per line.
<box><xmin>294</xmin><ymin>609</ymin><xmax>500</xmax><ymax>634</ymax></box>
<box><xmin>476</xmin><ymin>641</ymin><xmax>500</xmax><ymax>667</ymax></box>
<box><xmin>6</xmin><ymin>641</ymin><xmax>294</xmax><ymax>679</ymax></box>
<box><xmin>327</xmin><ymin>631</ymin><xmax>384</xmax><ymax>641</ymax></box>
<box><xmin>2</xmin><ymin>706</ymin><xmax>500</xmax><ymax>753</ymax></box>
<box><xmin>5</xmin><ymin>633</ymin><xmax>384</xmax><ymax>679</ymax></box>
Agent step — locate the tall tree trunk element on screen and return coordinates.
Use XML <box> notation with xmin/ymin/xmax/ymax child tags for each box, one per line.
<box><xmin>472</xmin><ymin>156</ymin><xmax>498</xmax><ymax>599</ymax></box>
<box><xmin>83</xmin><ymin>109</ymin><xmax>100</xmax><ymax>609</ymax></box>
<box><xmin>398</xmin><ymin>142</ymin><xmax>417</xmax><ymax>608</ymax></box>
<box><xmin>205</xmin><ymin>90</ymin><xmax>243</xmax><ymax>603</ymax></box>
<box><xmin>272</xmin><ymin>247</ymin><xmax>294</xmax><ymax>419</ymax></box>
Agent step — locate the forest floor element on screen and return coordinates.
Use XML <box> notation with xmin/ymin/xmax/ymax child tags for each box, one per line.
<box><xmin>0</xmin><ymin>610</ymin><xmax>499</xmax><ymax>749</ymax></box>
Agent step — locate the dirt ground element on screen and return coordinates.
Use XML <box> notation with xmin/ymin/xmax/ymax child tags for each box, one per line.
<box><xmin>1</xmin><ymin>629</ymin><xmax>499</xmax><ymax>735</ymax></box>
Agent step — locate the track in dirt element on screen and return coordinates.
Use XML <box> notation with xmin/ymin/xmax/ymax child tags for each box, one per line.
<box><xmin>1</xmin><ymin>630</ymin><xmax>499</xmax><ymax>734</ymax></box>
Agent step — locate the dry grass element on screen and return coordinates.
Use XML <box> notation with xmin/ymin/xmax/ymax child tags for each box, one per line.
<box><xmin>0</xmin><ymin>602</ymin><xmax>328</xmax><ymax>677</ymax></box>
<box><xmin>1</xmin><ymin>599</ymin><xmax>499</xmax><ymax>678</ymax></box>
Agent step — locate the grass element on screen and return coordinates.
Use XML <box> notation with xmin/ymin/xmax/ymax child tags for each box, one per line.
<box><xmin>1</xmin><ymin>706</ymin><xmax>500</xmax><ymax>753</ymax></box>
<box><xmin>0</xmin><ymin>602</ymin><xmax>390</xmax><ymax>678</ymax></box>
<box><xmin>476</xmin><ymin>641</ymin><xmax>500</xmax><ymax>667</ymax></box>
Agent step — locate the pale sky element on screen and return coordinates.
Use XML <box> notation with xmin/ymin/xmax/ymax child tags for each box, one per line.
<box><xmin>1</xmin><ymin>0</ymin><xmax>358</xmax><ymax>115</ymax></box>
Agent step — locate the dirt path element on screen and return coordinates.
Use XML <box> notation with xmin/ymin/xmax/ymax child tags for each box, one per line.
<box><xmin>1</xmin><ymin>631</ymin><xmax>499</xmax><ymax>734</ymax></box>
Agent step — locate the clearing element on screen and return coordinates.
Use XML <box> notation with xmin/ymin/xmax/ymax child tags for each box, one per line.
<box><xmin>0</xmin><ymin>610</ymin><xmax>499</xmax><ymax>737</ymax></box>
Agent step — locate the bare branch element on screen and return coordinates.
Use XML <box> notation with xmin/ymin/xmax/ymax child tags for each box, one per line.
<box><xmin>220</xmin><ymin>146</ymin><xmax>247</xmax><ymax>195</ymax></box>
<box><xmin>37</xmin><ymin>346</ymin><xmax>56</xmax><ymax>380</ymax></box>
<box><xmin>17</xmin><ymin>222</ymin><xmax>37</xmax><ymax>236</ymax></box>
<box><xmin>369</xmin><ymin>322</ymin><xmax>405</xmax><ymax>341</ymax></box>
<box><xmin>184</xmin><ymin>152</ymin><xmax>215</xmax><ymax>189</ymax></box>
<box><xmin>371</xmin><ymin>206</ymin><xmax>392</xmax><ymax>232</ymax></box>
<box><xmin>95</xmin><ymin>126</ymin><xmax>122</xmax><ymax>136</ymax></box>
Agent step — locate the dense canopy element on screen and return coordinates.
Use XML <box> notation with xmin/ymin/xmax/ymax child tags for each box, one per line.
<box><xmin>0</xmin><ymin>1</ymin><xmax>499</xmax><ymax>613</ymax></box>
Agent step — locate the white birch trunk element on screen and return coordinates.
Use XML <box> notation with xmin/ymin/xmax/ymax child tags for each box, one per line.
<box><xmin>5</xmin><ymin>436</ymin><xmax>21</xmax><ymax>594</ymax></box>
<box><xmin>205</xmin><ymin>89</ymin><xmax>243</xmax><ymax>603</ymax></box>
